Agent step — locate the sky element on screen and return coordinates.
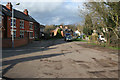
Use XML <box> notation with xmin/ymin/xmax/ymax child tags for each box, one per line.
<box><xmin>1</xmin><ymin>0</ymin><xmax>88</xmax><ymax>25</ymax></box>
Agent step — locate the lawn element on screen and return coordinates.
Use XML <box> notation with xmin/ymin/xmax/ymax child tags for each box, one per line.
<box><xmin>88</xmin><ymin>42</ymin><xmax>120</xmax><ymax>50</ymax></box>
<box><xmin>73</xmin><ymin>38</ymin><xmax>120</xmax><ymax>50</ymax></box>
<box><xmin>72</xmin><ymin>38</ymin><xmax>87</xmax><ymax>42</ymax></box>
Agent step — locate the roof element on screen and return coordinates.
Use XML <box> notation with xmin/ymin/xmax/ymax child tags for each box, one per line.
<box><xmin>0</xmin><ymin>5</ymin><xmax>2</xmax><ymax>16</ymax></box>
<box><xmin>1</xmin><ymin>5</ymin><xmax>38</xmax><ymax>23</ymax></box>
<box><xmin>40</xmin><ymin>25</ymin><xmax>45</xmax><ymax>28</ymax></box>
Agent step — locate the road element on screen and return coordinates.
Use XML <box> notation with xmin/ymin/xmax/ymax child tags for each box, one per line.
<box><xmin>2</xmin><ymin>39</ymin><xmax>118</xmax><ymax>78</ymax></box>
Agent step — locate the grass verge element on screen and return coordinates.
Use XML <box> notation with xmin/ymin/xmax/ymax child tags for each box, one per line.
<box><xmin>88</xmin><ymin>42</ymin><xmax>120</xmax><ymax>50</ymax></box>
<box><xmin>72</xmin><ymin>38</ymin><xmax>87</xmax><ymax>42</ymax></box>
<box><xmin>73</xmin><ymin>38</ymin><xmax>120</xmax><ymax>50</ymax></box>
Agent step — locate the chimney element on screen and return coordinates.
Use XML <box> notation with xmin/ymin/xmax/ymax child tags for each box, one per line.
<box><xmin>6</xmin><ymin>2</ymin><xmax>12</xmax><ymax>11</ymax></box>
<box><xmin>24</xmin><ymin>9</ymin><xmax>28</xmax><ymax>15</ymax></box>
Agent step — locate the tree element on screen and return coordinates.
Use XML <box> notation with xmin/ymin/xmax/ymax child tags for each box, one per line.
<box><xmin>83</xmin><ymin>14</ymin><xmax>93</xmax><ymax>36</ymax></box>
<box><xmin>45</xmin><ymin>24</ymin><xmax>56</xmax><ymax>34</ymax></box>
<box><xmin>76</xmin><ymin>24</ymin><xmax>84</xmax><ymax>32</ymax></box>
<box><xmin>82</xmin><ymin>1</ymin><xmax>120</xmax><ymax>46</ymax></box>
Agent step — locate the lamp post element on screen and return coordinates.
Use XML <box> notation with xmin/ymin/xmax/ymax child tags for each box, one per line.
<box><xmin>11</xmin><ymin>3</ymin><xmax>20</xmax><ymax>48</ymax></box>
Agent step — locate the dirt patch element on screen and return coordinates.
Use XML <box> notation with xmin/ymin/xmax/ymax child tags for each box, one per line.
<box><xmin>54</xmin><ymin>64</ymin><xmax>63</xmax><ymax>70</ymax></box>
<box><xmin>88</xmin><ymin>71</ymin><xmax>107</xmax><ymax>78</ymax></box>
<box><xmin>78</xmin><ymin>43</ymin><xmax>118</xmax><ymax>54</ymax></box>
<box><xmin>73</xmin><ymin>60</ymin><xmax>85</xmax><ymax>63</ymax></box>
<box><xmin>92</xmin><ymin>58</ymin><xmax>118</xmax><ymax>67</ymax></box>
<box><xmin>79</xmin><ymin>64</ymin><xmax>90</xmax><ymax>69</ymax></box>
<box><xmin>40</xmin><ymin>59</ymin><xmax>61</xmax><ymax>63</ymax></box>
<box><xmin>3</xmin><ymin>39</ymin><xmax>118</xmax><ymax>78</ymax></box>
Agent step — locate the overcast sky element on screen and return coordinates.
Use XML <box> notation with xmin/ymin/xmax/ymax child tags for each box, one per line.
<box><xmin>1</xmin><ymin>0</ymin><xmax>87</xmax><ymax>25</ymax></box>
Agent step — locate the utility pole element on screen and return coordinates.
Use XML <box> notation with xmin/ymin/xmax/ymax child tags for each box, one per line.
<box><xmin>12</xmin><ymin>6</ymin><xmax>14</xmax><ymax>48</ymax></box>
<box><xmin>11</xmin><ymin>3</ymin><xmax>20</xmax><ymax>48</ymax></box>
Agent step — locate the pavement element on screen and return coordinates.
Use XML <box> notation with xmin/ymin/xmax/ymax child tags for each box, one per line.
<box><xmin>2</xmin><ymin>39</ymin><xmax>118</xmax><ymax>78</ymax></box>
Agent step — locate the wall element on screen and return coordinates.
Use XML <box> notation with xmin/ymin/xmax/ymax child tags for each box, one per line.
<box><xmin>2</xmin><ymin>38</ymin><xmax>29</xmax><ymax>48</ymax></box>
<box><xmin>6</xmin><ymin>16</ymin><xmax>35</xmax><ymax>39</ymax></box>
<box><xmin>2</xmin><ymin>15</ymin><xmax>36</xmax><ymax>48</ymax></box>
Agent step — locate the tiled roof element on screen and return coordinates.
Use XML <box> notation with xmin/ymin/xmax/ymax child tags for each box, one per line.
<box><xmin>2</xmin><ymin>5</ymin><xmax>38</xmax><ymax>23</ymax></box>
<box><xmin>40</xmin><ymin>25</ymin><xmax>45</xmax><ymax>28</ymax></box>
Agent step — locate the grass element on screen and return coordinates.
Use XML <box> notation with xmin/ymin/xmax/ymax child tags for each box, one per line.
<box><xmin>89</xmin><ymin>42</ymin><xmax>97</xmax><ymax>45</ymax></box>
<box><xmin>81</xmin><ymin>40</ymin><xmax>88</xmax><ymax>42</ymax></box>
<box><xmin>88</xmin><ymin>42</ymin><xmax>120</xmax><ymax>50</ymax></box>
<box><xmin>108</xmin><ymin>46</ymin><xmax>120</xmax><ymax>50</ymax></box>
<box><xmin>72</xmin><ymin>38</ymin><xmax>82</xmax><ymax>41</ymax></box>
<box><xmin>73</xmin><ymin>38</ymin><xmax>120</xmax><ymax>50</ymax></box>
<box><xmin>72</xmin><ymin>38</ymin><xmax>87</xmax><ymax>42</ymax></box>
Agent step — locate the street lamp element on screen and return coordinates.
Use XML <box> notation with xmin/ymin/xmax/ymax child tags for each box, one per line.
<box><xmin>12</xmin><ymin>3</ymin><xmax>20</xmax><ymax>48</ymax></box>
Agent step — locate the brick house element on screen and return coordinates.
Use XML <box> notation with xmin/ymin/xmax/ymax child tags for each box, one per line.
<box><xmin>34</xmin><ymin>23</ymin><xmax>42</xmax><ymax>40</ymax></box>
<box><xmin>1</xmin><ymin>2</ymin><xmax>40</xmax><ymax>48</ymax></box>
<box><xmin>39</xmin><ymin>25</ymin><xmax>45</xmax><ymax>39</ymax></box>
<box><xmin>40</xmin><ymin>25</ymin><xmax>45</xmax><ymax>33</ymax></box>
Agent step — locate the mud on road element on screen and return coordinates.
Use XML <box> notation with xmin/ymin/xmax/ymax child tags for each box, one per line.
<box><xmin>2</xmin><ymin>39</ymin><xmax>118</xmax><ymax>78</ymax></box>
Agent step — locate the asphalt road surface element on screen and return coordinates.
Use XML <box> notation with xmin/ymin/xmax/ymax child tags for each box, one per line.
<box><xmin>2</xmin><ymin>39</ymin><xmax>118</xmax><ymax>78</ymax></box>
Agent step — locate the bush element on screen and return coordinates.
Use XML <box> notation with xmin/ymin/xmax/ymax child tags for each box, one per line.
<box><xmin>88</xmin><ymin>35</ymin><xmax>91</xmax><ymax>40</ymax></box>
<box><xmin>83</xmin><ymin>35</ymin><xmax>86</xmax><ymax>39</ymax></box>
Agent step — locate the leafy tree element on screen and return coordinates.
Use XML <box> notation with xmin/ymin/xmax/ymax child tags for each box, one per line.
<box><xmin>82</xmin><ymin>1</ymin><xmax>120</xmax><ymax>46</ymax></box>
<box><xmin>83</xmin><ymin>14</ymin><xmax>93</xmax><ymax>36</ymax></box>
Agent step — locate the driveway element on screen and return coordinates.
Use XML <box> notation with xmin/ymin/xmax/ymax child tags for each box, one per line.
<box><xmin>2</xmin><ymin>39</ymin><xmax>118</xmax><ymax>78</ymax></box>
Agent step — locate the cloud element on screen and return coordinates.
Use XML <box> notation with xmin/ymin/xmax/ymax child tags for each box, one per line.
<box><xmin>52</xmin><ymin>17</ymin><xmax>61</xmax><ymax>23</ymax></box>
<box><xmin>1</xmin><ymin>0</ymin><xmax>64</xmax><ymax>2</ymax></box>
<box><xmin>30</xmin><ymin>2</ymin><xmax>84</xmax><ymax>25</ymax></box>
<box><xmin>1</xmin><ymin>0</ymin><xmax>64</xmax><ymax>12</ymax></box>
<box><xmin>11</xmin><ymin>2</ymin><xmax>64</xmax><ymax>15</ymax></box>
<box><xmin>2</xmin><ymin>1</ymin><xmax>84</xmax><ymax>25</ymax></box>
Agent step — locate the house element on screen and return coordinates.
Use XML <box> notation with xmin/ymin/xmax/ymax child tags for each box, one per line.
<box><xmin>1</xmin><ymin>2</ymin><xmax>40</xmax><ymax>48</ymax></box>
<box><xmin>34</xmin><ymin>23</ymin><xmax>40</xmax><ymax>39</ymax></box>
<box><xmin>40</xmin><ymin>25</ymin><xmax>45</xmax><ymax>33</ymax></box>
<box><xmin>39</xmin><ymin>25</ymin><xmax>45</xmax><ymax>39</ymax></box>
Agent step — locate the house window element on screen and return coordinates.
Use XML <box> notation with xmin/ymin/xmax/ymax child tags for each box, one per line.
<box><xmin>20</xmin><ymin>20</ymin><xmax>24</xmax><ymax>29</ymax></box>
<box><xmin>11</xmin><ymin>29</ymin><xmax>16</xmax><ymax>38</ymax></box>
<box><xmin>13</xmin><ymin>31</ymin><xmax>16</xmax><ymax>38</ymax></box>
<box><xmin>29</xmin><ymin>22</ymin><xmax>33</xmax><ymax>30</ymax></box>
<box><xmin>29</xmin><ymin>32</ymin><xmax>33</xmax><ymax>39</ymax></box>
<box><xmin>40</xmin><ymin>28</ymin><xmax>44</xmax><ymax>32</ymax></box>
<box><xmin>20</xmin><ymin>30</ymin><xmax>24</xmax><ymax>38</ymax></box>
<box><xmin>11</xmin><ymin>18</ymin><xmax>16</xmax><ymax>28</ymax></box>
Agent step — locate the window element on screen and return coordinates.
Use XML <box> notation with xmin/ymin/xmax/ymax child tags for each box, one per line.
<box><xmin>13</xmin><ymin>31</ymin><xmax>16</xmax><ymax>38</ymax></box>
<box><xmin>29</xmin><ymin>22</ymin><xmax>33</xmax><ymax>29</ymax></box>
<box><xmin>29</xmin><ymin>32</ymin><xmax>33</xmax><ymax>39</ymax></box>
<box><xmin>20</xmin><ymin>30</ymin><xmax>24</xmax><ymax>38</ymax></box>
<box><xmin>40</xmin><ymin>28</ymin><xmax>44</xmax><ymax>32</ymax></box>
<box><xmin>20</xmin><ymin>20</ymin><xmax>24</xmax><ymax>29</ymax></box>
<box><xmin>11</xmin><ymin>18</ymin><xmax>16</xmax><ymax>28</ymax></box>
<box><xmin>11</xmin><ymin>29</ymin><xmax>16</xmax><ymax>38</ymax></box>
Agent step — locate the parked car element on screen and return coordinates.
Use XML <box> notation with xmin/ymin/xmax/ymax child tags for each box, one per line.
<box><xmin>97</xmin><ymin>35</ymin><xmax>107</xmax><ymax>42</ymax></box>
<box><xmin>64</xmin><ymin>33</ymin><xmax>73</xmax><ymax>41</ymax></box>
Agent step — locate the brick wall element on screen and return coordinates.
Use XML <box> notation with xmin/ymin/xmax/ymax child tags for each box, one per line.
<box><xmin>2</xmin><ymin>15</ymin><xmax>36</xmax><ymax>48</ymax></box>
<box><xmin>7</xmin><ymin>16</ymin><xmax>11</xmax><ymax>38</ymax></box>
<box><xmin>2</xmin><ymin>38</ymin><xmax>29</xmax><ymax>48</ymax></box>
<box><xmin>14</xmin><ymin>38</ymin><xmax>28</xmax><ymax>47</ymax></box>
<box><xmin>16</xmin><ymin>18</ymin><xmax>20</xmax><ymax>37</ymax></box>
<box><xmin>2</xmin><ymin>38</ymin><xmax>12</xmax><ymax>48</ymax></box>
<box><xmin>6</xmin><ymin>16</ymin><xmax>35</xmax><ymax>38</ymax></box>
